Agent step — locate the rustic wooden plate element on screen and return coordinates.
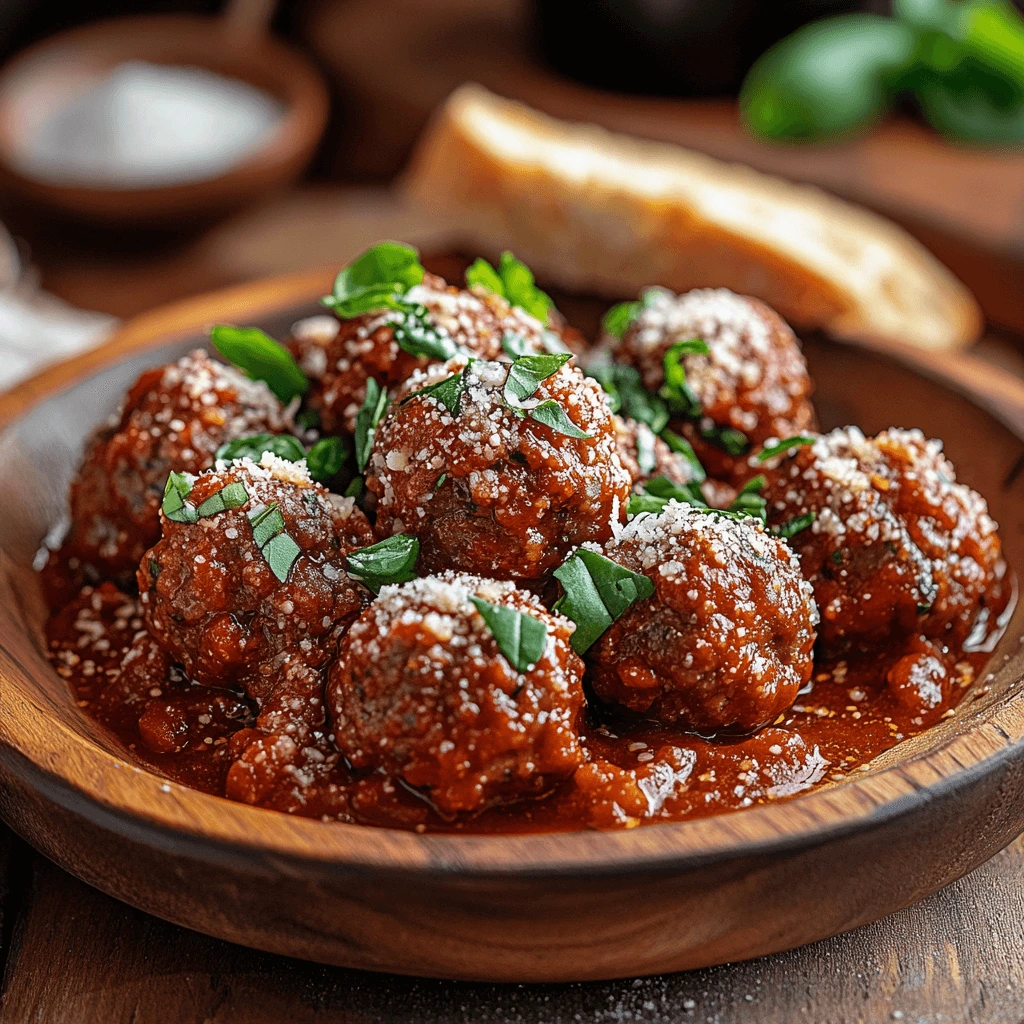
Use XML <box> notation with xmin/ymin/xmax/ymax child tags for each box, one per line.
<box><xmin>1</xmin><ymin>270</ymin><xmax>1024</xmax><ymax>983</ymax></box>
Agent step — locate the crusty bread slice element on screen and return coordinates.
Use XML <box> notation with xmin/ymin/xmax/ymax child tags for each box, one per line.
<box><xmin>404</xmin><ymin>84</ymin><xmax>981</xmax><ymax>351</ymax></box>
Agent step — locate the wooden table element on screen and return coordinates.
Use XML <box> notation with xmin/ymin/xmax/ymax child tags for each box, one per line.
<box><xmin>3</xmin><ymin>187</ymin><xmax>1024</xmax><ymax>1024</ymax></box>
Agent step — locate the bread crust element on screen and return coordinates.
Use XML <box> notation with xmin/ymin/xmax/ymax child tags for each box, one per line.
<box><xmin>404</xmin><ymin>84</ymin><xmax>981</xmax><ymax>352</ymax></box>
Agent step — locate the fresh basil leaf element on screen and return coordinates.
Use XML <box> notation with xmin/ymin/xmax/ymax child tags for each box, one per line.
<box><xmin>402</xmin><ymin>366</ymin><xmax>469</xmax><ymax>417</ymax></box>
<box><xmin>773</xmin><ymin>511</ymin><xmax>816</xmax><ymax>539</ymax></box>
<box><xmin>322</xmin><ymin>242</ymin><xmax>425</xmax><ymax>319</ymax></box>
<box><xmin>586</xmin><ymin>363</ymin><xmax>669</xmax><ymax>435</ymax></box>
<box><xmin>295</xmin><ymin>407</ymin><xmax>320</xmax><ymax>430</ymax></box>
<box><xmin>700</xmin><ymin>422</ymin><xmax>750</xmax><ymax>456</ymax></box>
<box><xmin>345</xmin><ymin>476</ymin><xmax>365</xmax><ymax>499</ymax></box>
<box><xmin>210</xmin><ymin>325</ymin><xmax>308</xmax><ymax>405</ymax></box>
<box><xmin>659</xmin><ymin>429</ymin><xmax>707</xmax><ymax>482</ymax></box>
<box><xmin>465</xmin><ymin>252</ymin><xmax>552</xmax><ymax>324</ymax></box>
<box><xmin>216</xmin><ymin>433</ymin><xmax>306</xmax><ymax>465</ymax></box>
<box><xmin>161</xmin><ymin>471</ymin><xmax>197</xmax><ymax>524</ymax></box>
<box><xmin>305</xmin><ymin>437</ymin><xmax>347</xmax><ymax>481</ymax></box>
<box><xmin>354</xmin><ymin>379</ymin><xmax>390</xmax><ymax>472</ymax></box>
<box><xmin>196</xmin><ymin>481</ymin><xmax>249</xmax><ymax>518</ymax></box>
<box><xmin>501</xmin><ymin>332</ymin><xmax>534</xmax><ymax>359</ymax></box>
<box><xmin>627</xmin><ymin>493</ymin><xmax>668</xmax><ymax>515</ymax></box>
<box><xmin>602</xmin><ymin>301</ymin><xmax>641</xmax><ymax>340</ymax></box>
<box><xmin>758</xmin><ymin>435</ymin><xmax>817</xmax><ymax>461</ymax></box>
<box><xmin>346</xmin><ymin>534</ymin><xmax>420</xmax><ymax>593</ymax></box>
<box><xmin>248</xmin><ymin>502</ymin><xmax>286</xmax><ymax>548</ymax></box>
<box><xmin>529</xmin><ymin>400</ymin><xmax>592</xmax><ymax>439</ymax></box>
<box><xmin>469</xmin><ymin>595</ymin><xmax>549</xmax><ymax>673</ymax></box>
<box><xmin>645</xmin><ymin>476</ymin><xmax>707</xmax><ymax>507</ymax></box>
<box><xmin>263</xmin><ymin>532</ymin><xmax>301</xmax><ymax>583</ymax></box>
<box><xmin>148</xmin><ymin>557</ymin><xmax>161</xmax><ymax>581</ymax></box>
<box><xmin>660</xmin><ymin>338</ymin><xmax>709</xmax><ymax>416</ymax></box>
<box><xmin>553</xmin><ymin>548</ymin><xmax>654</xmax><ymax>654</ymax></box>
<box><xmin>728</xmin><ymin>474</ymin><xmax>767</xmax><ymax>522</ymax></box>
<box><xmin>391</xmin><ymin>303</ymin><xmax>461</xmax><ymax>361</ymax></box>
<box><xmin>503</xmin><ymin>353</ymin><xmax>572</xmax><ymax>405</ymax></box>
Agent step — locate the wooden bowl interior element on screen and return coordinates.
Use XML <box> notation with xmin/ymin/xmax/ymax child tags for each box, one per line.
<box><xmin>0</xmin><ymin>15</ymin><xmax>329</xmax><ymax>224</ymax></box>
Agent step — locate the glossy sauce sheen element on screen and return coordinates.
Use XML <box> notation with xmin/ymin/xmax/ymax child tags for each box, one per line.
<box><xmin>46</xmin><ymin>576</ymin><xmax>1006</xmax><ymax>833</ymax></box>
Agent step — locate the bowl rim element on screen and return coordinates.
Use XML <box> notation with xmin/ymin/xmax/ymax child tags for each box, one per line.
<box><xmin>3</xmin><ymin>267</ymin><xmax>1024</xmax><ymax>881</ymax></box>
<box><xmin>0</xmin><ymin>13</ymin><xmax>329</xmax><ymax>201</ymax></box>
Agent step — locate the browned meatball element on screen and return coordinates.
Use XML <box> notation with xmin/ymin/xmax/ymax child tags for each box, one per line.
<box><xmin>288</xmin><ymin>272</ymin><xmax>553</xmax><ymax>435</ymax></box>
<box><xmin>588</xmin><ymin>502</ymin><xmax>818</xmax><ymax>732</ymax></box>
<box><xmin>328</xmin><ymin>573</ymin><xmax>585</xmax><ymax>816</ymax></box>
<box><xmin>609</xmin><ymin>288</ymin><xmax>815</xmax><ymax>479</ymax></box>
<box><xmin>367</xmin><ymin>356</ymin><xmax>631</xmax><ymax>578</ymax></box>
<box><xmin>63</xmin><ymin>350</ymin><xmax>292</xmax><ymax>582</ymax></box>
<box><xmin>759</xmin><ymin>427</ymin><xmax>1005</xmax><ymax>651</ymax></box>
<box><xmin>138</xmin><ymin>454</ymin><xmax>372</xmax><ymax>802</ymax></box>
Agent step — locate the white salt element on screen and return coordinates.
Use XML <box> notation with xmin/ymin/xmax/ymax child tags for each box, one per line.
<box><xmin>16</xmin><ymin>61</ymin><xmax>285</xmax><ymax>188</ymax></box>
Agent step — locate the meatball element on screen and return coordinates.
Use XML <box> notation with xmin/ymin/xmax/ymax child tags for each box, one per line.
<box><xmin>759</xmin><ymin>427</ymin><xmax>1005</xmax><ymax>650</ymax></box>
<box><xmin>367</xmin><ymin>356</ymin><xmax>631</xmax><ymax>578</ymax></box>
<box><xmin>64</xmin><ymin>350</ymin><xmax>292</xmax><ymax>582</ymax></box>
<box><xmin>609</xmin><ymin>288</ymin><xmax>815</xmax><ymax>479</ymax></box>
<box><xmin>138</xmin><ymin>453</ymin><xmax>372</xmax><ymax>801</ymax></box>
<box><xmin>328</xmin><ymin>573</ymin><xmax>585</xmax><ymax>816</ymax></box>
<box><xmin>588</xmin><ymin>502</ymin><xmax>818</xmax><ymax>732</ymax></box>
<box><xmin>288</xmin><ymin>272</ymin><xmax>552</xmax><ymax>435</ymax></box>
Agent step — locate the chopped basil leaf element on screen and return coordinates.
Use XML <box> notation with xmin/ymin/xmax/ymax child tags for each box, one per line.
<box><xmin>295</xmin><ymin>407</ymin><xmax>320</xmax><ymax>430</ymax></box>
<box><xmin>627</xmin><ymin>493</ymin><xmax>669</xmax><ymax>515</ymax></box>
<box><xmin>772</xmin><ymin>511</ymin><xmax>816</xmax><ymax>539</ymax></box>
<box><xmin>501</xmin><ymin>332</ymin><xmax>534</xmax><ymax>359</ymax></box>
<box><xmin>758</xmin><ymin>435</ymin><xmax>817</xmax><ymax>462</ymax></box>
<box><xmin>660</xmin><ymin>338</ymin><xmax>708</xmax><ymax>416</ymax></box>
<box><xmin>305</xmin><ymin>437</ymin><xmax>346</xmax><ymax>481</ymax></box>
<box><xmin>503</xmin><ymin>353</ymin><xmax>572</xmax><ymax>405</ymax></box>
<box><xmin>262</xmin><ymin>532</ymin><xmax>301</xmax><ymax>583</ymax></box>
<box><xmin>196</xmin><ymin>481</ymin><xmax>249</xmax><ymax>518</ymax></box>
<box><xmin>529</xmin><ymin>400</ymin><xmax>591</xmax><ymax>439</ymax></box>
<box><xmin>727</xmin><ymin>474</ymin><xmax>767</xmax><ymax>522</ymax></box>
<box><xmin>602</xmin><ymin>300</ymin><xmax>641</xmax><ymax>340</ymax></box>
<box><xmin>354</xmin><ymin>378</ymin><xmax>389</xmax><ymax>472</ymax></box>
<box><xmin>586</xmin><ymin>363</ymin><xmax>669</xmax><ymax>435</ymax></box>
<box><xmin>700</xmin><ymin>422</ymin><xmax>750</xmax><ymax>456</ymax></box>
<box><xmin>469</xmin><ymin>595</ymin><xmax>549</xmax><ymax>673</ymax></box>
<box><xmin>322</xmin><ymin>242</ymin><xmax>425</xmax><ymax>319</ymax></box>
<box><xmin>391</xmin><ymin>302</ymin><xmax>461</xmax><ymax>361</ymax></box>
<box><xmin>216</xmin><ymin>433</ymin><xmax>306</xmax><ymax>465</ymax></box>
<box><xmin>465</xmin><ymin>251</ymin><xmax>552</xmax><ymax>324</ymax></box>
<box><xmin>161</xmin><ymin>471</ymin><xmax>197</xmax><ymax>524</ymax></box>
<box><xmin>210</xmin><ymin>325</ymin><xmax>308</xmax><ymax>405</ymax></box>
<box><xmin>346</xmin><ymin>534</ymin><xmax>420</xmax><ymax>593</ymax></box>
<box><xmin>247</xmin><ymin>502</ymin><xmax>286</xmax><ymax>548</ymax></box>
<box><xmin>635</xmin><ymin>425</ymin><xmax>658</xmax><ymax>476</ymax></box>
<box><xmin>402</xmin><ymin>366</ymin><xmax>469</xmax><ymax>417</ymax></box>
<box><xmin>148</xmin><ymin>558</ymin><xmax>161</xmax><ymax>581</ymax></box>
<box><xmin>645</xmin><ymin>475</ymin><xmax>707</xmax><ymax>507</ymax></box>
<box><xmin>433</xmin><ymin>472</ymin><xmax>447</xmax><ymax>491</ymax></box>
<box><xmin>553</xmin><ymin>549</ymin><xmax>654</xmax><ymax>654</ymax></box>
<box><xmin>345</xmin><ymin>476</ymin><xmax>365</xmax><ymax>499</ymax></box>
<box><xmin>831</xmin><ymin>548</ymin><xmax>843</xmax><ymax>565</ymax></box>
<box><xmin>659</xmin><ymin>429</ymin><xmax>707</xmax><ymax>482</ymax></box>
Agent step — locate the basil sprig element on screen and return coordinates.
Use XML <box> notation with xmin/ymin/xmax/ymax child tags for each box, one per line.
<box><xmin>355</xmin><ymin>379</ymin><xmax>390</xmax><ymax>472</ymax></box>
<box><xmin>211</xmin><ymin>325</ymin><xmax>308</xmax><ymax>405</ymax></box>
<box><xmin>346</xmin><ymin>534</ymin><xmax>420</xmax><ymax>593</ymax></box>
<box><xmin>322</xmin><ymin>242</ymin><xmax>425</xmax><ymax>319</ymax></box>
<box><xmin>248</xmin><ymin>502</ymin><xmax>300</xmax><ymax>583</ymax></box>
<box><xmin>216</xmin><ymin>433</ymin><xmax>346</xmax><ymax>482</ymax></box>
<box><xmin>553</xmin><ymin>549</ymin><xmax>655</xmax><ymax>654</ymax></box>
<box><xmin>469</xmin><ymin>596</ymin><xmax>549</xmax><ymax>673</ymax></box>
<box><xmin>465</xmin><ymin>251</ymin><xmax>553</xmax><ymax>324</ymax></box>
<box><xmin>758</xmin><ymin>435</ymin><xmax>817</xmax><ymax>461</ymax></box>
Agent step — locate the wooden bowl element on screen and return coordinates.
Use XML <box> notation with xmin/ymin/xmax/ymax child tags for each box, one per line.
<box><xmin>2</xmin><ymin>270</ymin><xmax>1024</xmax><ymax>983</ymax></box>
<box><xmin>0</xmin><ymin>15</ymin><xmax>329</xmax><ymax>227</ymax></box>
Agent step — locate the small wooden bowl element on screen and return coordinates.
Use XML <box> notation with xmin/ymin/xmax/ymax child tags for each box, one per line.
<box><xmin>2</xmin><ymin>271</ymin><xmax>1024</xmax><ymax>982</ymax></box>
<box><xmin>0</xmin><ymin>15</ymin><xmax>329</xmax><ymax>227</ymax></box>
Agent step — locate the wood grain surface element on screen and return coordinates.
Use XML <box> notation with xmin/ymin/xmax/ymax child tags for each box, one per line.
<box><xmin>1</xmin><ymin>824</ymin><xmax>1023</xmax><ymax>1023</ymax></box>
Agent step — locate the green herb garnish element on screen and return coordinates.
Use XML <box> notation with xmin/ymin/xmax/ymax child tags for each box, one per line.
<box><xmin>503</xmin><ymin>353</ymin><xmax>571</xmax><ymax>406</ymax></box>
<box><xmin>465</xmin><ymin>251</ymin><xmax>553</xmax><ymax>324</ymax></box>
<box><xmin>195</xmin><ymin>481</ymin><xmax>249</xmax><ymax>518</ymax></box>
<box><xmin>660</xmin><ymin>338</ymin><xmax>709</xmax><ymax>416</ymax></box>
<box><xmin>700</xmin><ymin>422</ymin><xmax>750</xmax><ymax>456</ymax></box>
<box><xmin>758</xmin><ymin>435</ymin><xmax>817</xmax><ymax>462</ymax></box>
<box><xmin>391</xmin><ymin>303</ymin><xmax>461</xmax><ymax>361</ymax></box>
<box><xmin>210</xmin><ymin>325</ymin><xmax>308</xmax><ymax>405</ymax></box>
<box><xmin>345</xmin><ymin>476</ymin><xmax>365</xmax><ymax>499</ymax></box>
<box><xmin>469</xmin><ymin>595</ymin><xmax>549</xmax><ymax>673</ymax></box>
<box><xmin>434</xmin><ymin>473</ymin><xmax>447</xmax><ymax>491</ymax></box>
<box><xmin>295</xmin><ymin>407</ymin><xmax>320</xmax><ymax>430</ymax></box>
<box><xmin>354</xmin><ymin>379</ymin><xmax>390</xmax><ymax>472</ymax></box>
<box><xmin>305</xmin><ymin>437</ymin><xmax>346</xmax><ymax>481</ymax></box>
<box><xmin>247</xmin><ymin>502</ymin><xmax>300</xmax><ymax>582</ymax></box>
<box><xmin>727</xmin><ymin>475</ymin><xmax>767</xmax><ymax>522</ymax></box>
<box><xmin>161</xmin><ymin>471</ymin><xmax>197</xmax><ymax>524</ymax></box>
<box><xmin>772</xmin><ymin>511</ymin><xmax>817</xmax><ymax>539</ymax></box>
<box><xmin>553</xmin><ymin>549</ymin><xmax>655</xmax><ymax>654</ymax></box>
<box><xmin>322</xmin><ymin>242</ymin><xmax>425</xmax><ymax>319</ymax></box>
<box><xmin>601</xmin><ymin>288</ymin><xmax>662</xmax><ymax>340</ymax></box>
<box><xmin>148</xmin><ymin>558</ymin><xmax>161</xmax><ymax>581</ymax></box>
<box><xmin>216</xmin><ymin>433</ymin><xmax>306</xmax><ymax>465</ymax></box>
<box><xmin>346</xmin><ymin>534</ymin><xmax>420</xmax><ymax>594</ymax></box>
<box><xmin>660</xmin><ymin>429</ymin><xmax>707</xmax><ymax>482</ymax></box>
<box><xmin>528</xmin><ymin>400</ymin><xmax>591</xmax><ymax>439</ymax></box>
<box><xmin>586</xmin><ymin>363</ymin><xmax>669</xmax><ymax>435</ymax></box>
<box><xmin>501</xmin><ymin>332</ymin><xmax>534</xmax><ymax>359</ymax></box>
<box><xmin>402</xmin><ymin>365</ymin><xmax>470</xmax><ymax>417</ymax></box>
